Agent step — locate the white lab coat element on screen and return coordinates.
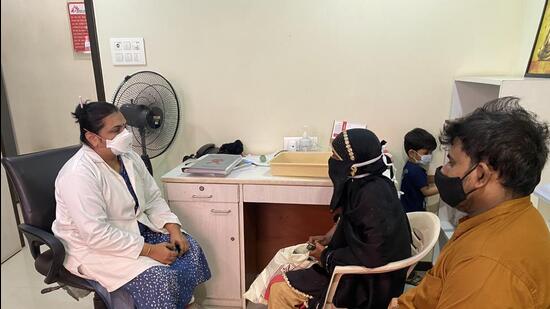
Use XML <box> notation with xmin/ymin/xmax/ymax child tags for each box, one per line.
<box><xmin>52</xmin><ymin>145</ymin><xmax>181</xmax><ymax>292</ymax></box>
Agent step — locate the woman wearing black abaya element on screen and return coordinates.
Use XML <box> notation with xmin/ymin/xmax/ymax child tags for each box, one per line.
<box><xmin>268</xmin><ymin>128</ymin><xmax>411</xmax><ymax>309</ymax></box>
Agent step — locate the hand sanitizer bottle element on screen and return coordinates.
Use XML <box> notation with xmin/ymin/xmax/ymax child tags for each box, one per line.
<box><xmin>299</xmin><ymin>125</ymin><xmax>312</xmax><ymax>152</ymax></box>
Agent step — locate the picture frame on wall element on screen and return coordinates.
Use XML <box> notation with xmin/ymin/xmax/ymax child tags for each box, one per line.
<box><xmin>526</xmin><ymin>0</ymin><xmax>550</xmax><ymax>78</ymax></box>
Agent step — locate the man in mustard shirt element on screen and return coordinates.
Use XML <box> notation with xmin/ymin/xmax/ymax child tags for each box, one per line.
<box><xmin>390</xmin><ymin>96</ymin><xmax>550</xmax><ymax>309</ymax></box>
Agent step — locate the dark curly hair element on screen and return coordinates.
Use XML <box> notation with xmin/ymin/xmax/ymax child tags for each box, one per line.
<box><xmin>439</xmin><ymin>96</ymin><xmax>549</xmax><ymax>197</ymax></box>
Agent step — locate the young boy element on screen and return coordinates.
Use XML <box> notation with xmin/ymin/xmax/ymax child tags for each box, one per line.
<box><xmin>400</xmin><ymin>128</ymin><xmax>438</xmax><ymax>213</ymax></box>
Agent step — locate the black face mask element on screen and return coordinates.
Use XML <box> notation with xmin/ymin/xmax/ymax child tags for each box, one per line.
<box><xmin>434</xmin><ymin>164</ymin><xmax>478</xmax><ymax>208</ymax></box>
<box><xmin>328</xmin><ymin>157</ymin><xmax>352</xmax><ymax>211</ymax></box>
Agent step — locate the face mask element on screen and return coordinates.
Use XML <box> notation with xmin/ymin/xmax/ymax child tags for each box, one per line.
<box><xmin>434</xmin><ymin>164</ymin><xmax>478</xmax><ymax>208</ymax></box>
<box><xmin>419</xmin><ymin>154</ymin><xmax>432</xmax><ymax>165</ymax></box>
<box><xmin>328</xmin><ymin>157</ymin><xmax>352</xmax><ymax>211</ymax></box>
<box><xmin>105</xmin><ymin>129</ymin><xmax>133</xmax><ymax>155</ymax></box>
<box><xmin>328</xmin><ymin>151</ymin><xmax>390</xmax><ymax>210</ymax></box>
<box><xmin>414</xmin><ymin>151</ymin><xmax>432</xmax><ymax>165</ymax></box>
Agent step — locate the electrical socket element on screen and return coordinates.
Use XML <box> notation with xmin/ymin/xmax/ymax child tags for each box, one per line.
<box><xmin>283</xmin><ymin>137</ymin><xmax>300</xmax><ymax>152</ymax></box>
<box><xmin>283</xmin><ymin>136</ymin><xmax>319</xmax><ymax>151</ymax></box>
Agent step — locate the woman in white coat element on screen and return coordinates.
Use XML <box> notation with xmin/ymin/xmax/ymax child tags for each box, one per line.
<box><xmin>52</xmin><ymin>101</ymin><xmax>211</xmax><ymax>308</ymax></box>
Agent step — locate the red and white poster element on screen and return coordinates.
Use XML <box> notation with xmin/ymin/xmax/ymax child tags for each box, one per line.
<box><xmin>67</xmin><ymin>2</ymin><xmax>90</xmax><ymax>53</ymax></box>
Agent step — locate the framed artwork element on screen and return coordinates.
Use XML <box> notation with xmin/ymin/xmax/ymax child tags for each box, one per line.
<box><xmin>526</xmin><ymin>0</ymin><xmax>550</xmax><ymax>78</ymax></box>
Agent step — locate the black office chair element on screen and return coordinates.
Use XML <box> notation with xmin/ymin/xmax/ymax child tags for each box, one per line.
<box><xmin>1</xmin><ymin>145</ymin><xmax>109</xmax><ymax>309</ymax></box>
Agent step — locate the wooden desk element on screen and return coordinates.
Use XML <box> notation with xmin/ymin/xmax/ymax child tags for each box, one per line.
<box><xmin>162</xmin><ymin>164</ymin><xmax>334</xmax><ymax>308</ymax></box>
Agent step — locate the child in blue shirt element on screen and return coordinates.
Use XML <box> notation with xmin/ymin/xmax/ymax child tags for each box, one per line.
<box><xmin>400</xmin><ymin>128</ymin><xmax>439</xmax><ymax>212</ymax></box>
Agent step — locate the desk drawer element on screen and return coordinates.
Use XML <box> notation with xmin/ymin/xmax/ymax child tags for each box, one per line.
<box><xmin>243</xmin><ymin>184</ymin><xmax>332</xmax><ymax>205</ymax></box>
<box><xmin>165</xmin><ymin>183</ymin><xmax>239</xmax><ymax>203</ymax></box>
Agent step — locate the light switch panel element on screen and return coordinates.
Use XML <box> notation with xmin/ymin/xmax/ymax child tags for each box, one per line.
<box><xmin>110</xmin><ymin>38</ymin><xmax>146</xmax><ymax>66</ymax></box>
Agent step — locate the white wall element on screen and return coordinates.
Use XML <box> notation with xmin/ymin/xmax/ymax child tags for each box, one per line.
<box><xmin>500</xmin><ymin>79</ymin><xmax>550</xmax><ymax>185</ymax></box>
<box><xmin>93</xmin><ymin>0</ymin><xmax>547</xmax><ymax>181</ymax></box>
<box><xmin>1</xmin><ymin>157</ymin><xmax>21</xmax><ymax>262</ymax></box>
<box><xmin>1</xmin><ymin>0</ymin><xmax>96</xmax><ymax>154</ymax></box>
<box><xmin>2</xmin><ymin>1</ymin><xmax>546</xmax><ymax>182</ymax></box>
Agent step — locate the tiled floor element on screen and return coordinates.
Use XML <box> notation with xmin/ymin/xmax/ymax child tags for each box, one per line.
<box><xmin>0</xmin><ymin>249</ymin><xmax>262</xmax><ymax>309</ymax></box>
<box><xmin>1</xmin><ymin>249</ymin><xmax>93</xmax><ymax>308</ymax></box>
<box><xmin>2</xmin><ymin>248</ymin><xmax>419</xmax><ymax>309</ymax></box>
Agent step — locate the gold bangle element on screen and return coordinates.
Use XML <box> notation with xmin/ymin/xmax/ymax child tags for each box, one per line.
<box><xmin>145</xmin><ymin>244</ymin><xmax>152</xmax><ymax>256</ymax></box>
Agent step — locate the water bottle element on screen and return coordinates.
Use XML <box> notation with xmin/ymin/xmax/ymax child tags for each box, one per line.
<box><xmin>299</xmin><ymin>126</ymin><xmax>312</xmax><ymax>152</ymax></box>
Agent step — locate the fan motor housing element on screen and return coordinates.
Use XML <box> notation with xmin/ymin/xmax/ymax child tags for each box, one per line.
<box><xmin>120</xmin><ymin>104</ymin><xmax>163</xmax><ymax>129</ymax></box>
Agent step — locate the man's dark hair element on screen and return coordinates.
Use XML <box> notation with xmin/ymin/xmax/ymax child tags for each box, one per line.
<box><xmin>404</xmin><ymin>128</ymin><xmax>437</xmax><ymax>153</ymax></box>
<box><xmin>440</xmin><ymin>96</ymin><xmax>549</xmax><ymax>197</ymax></box>
<box><xmin>72</xmin><ymin>101</ymin><xmax>119</xmax><ymax>146</ymax></box>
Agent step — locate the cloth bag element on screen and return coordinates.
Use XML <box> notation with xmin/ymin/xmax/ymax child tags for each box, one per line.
<box><xmin>243</xmin><ymin>243</ymin><xmax>315</xmax><ymax>304</ymax></box>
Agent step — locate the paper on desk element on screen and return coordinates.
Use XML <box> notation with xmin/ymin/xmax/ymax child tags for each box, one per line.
<box><xmin>243</xmin><ymin>151</ymin><xmax>283</xmax><ymax>167</ymax></box>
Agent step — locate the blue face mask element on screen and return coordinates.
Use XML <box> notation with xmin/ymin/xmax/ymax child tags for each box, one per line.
<box><xmin>412</xmin><ymin>150</ymin><xmax>432</xmax><ymax>165</ymax></box>
<box><xmin>417</xmin><ymin>154</ymin><xmax>432</xmax><ymax>165</ymax></box>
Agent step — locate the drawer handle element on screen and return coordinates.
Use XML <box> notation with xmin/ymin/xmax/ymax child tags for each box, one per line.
<box><xmin>210</xmin><ymin>209</ymin><xmax>231</xmax><ymax>214</ymax></box>
<box><xmin>192</xmin><ymin>194</ymin><xmax>213</xmax><ymax>199</ymax></box>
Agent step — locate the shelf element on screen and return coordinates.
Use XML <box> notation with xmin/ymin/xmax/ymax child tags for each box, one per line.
<box><xmin>534</xmin><ymin>184</ymin><xmax>550</xmax><ymax>203</ymax></box>
<box><xmin>455</xmin><ymin>76</ymin><xmax>524</xmax><ymax>86</ymax></box>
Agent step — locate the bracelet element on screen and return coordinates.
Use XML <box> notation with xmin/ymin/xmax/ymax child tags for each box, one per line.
<box><xmin>144</xmin><ymin>244</ymin><xmax>152</xmax><ymax>256</ymax></box>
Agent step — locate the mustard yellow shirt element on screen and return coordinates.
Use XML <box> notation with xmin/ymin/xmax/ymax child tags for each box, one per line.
<box><xmin>399</xmin><ymin>197</ymin><xmax>550</xmax><ymax>308</ymax></box>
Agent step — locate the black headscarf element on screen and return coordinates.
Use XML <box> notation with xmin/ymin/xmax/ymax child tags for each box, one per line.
<box><xmin>285</xmin><ymin>128</ymin><xmax>411</xmax><ymax>308</ymax></box>
<box><xmin>329</xmin><ymin>128</ymin><xmax>388</xmax><ymax>211</ymax></box>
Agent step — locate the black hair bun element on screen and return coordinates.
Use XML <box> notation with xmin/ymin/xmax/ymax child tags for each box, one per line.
<box><xmin>72</xmin><ymin>103</ymin><xmax>86</xmax><ymax>123</ymax></box>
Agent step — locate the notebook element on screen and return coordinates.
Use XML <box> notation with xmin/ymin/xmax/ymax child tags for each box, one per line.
<box><xmin>182</xmin><ymin>154</ymin><xmax>244</xmax><ymax>176</ymax></box>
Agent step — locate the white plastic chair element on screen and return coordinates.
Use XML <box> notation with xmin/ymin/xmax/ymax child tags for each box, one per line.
<box><xmin>323</xmin><ymin>211</ymin><xmax>441</xmax><ymax>309</ymax></box>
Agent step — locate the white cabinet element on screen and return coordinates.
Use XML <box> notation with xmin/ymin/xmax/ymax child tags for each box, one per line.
<box><xmin>167</xmin><ymin>183</ymin><xmax>242</xmax><ymax>308</ymax></box>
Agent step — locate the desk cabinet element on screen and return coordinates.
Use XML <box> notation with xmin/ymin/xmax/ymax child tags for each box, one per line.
<box><xmin>167</xmin><ymin>183</ymin><xmax>242</xmax><ymax>308</ymax></box>
<box><xmin>162</xmin><ymin>166</ymin><xmax>333</xmax><ymax>308</ymax></box>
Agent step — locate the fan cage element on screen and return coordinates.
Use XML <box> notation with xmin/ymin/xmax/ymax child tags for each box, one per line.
<box><xmin>112</xmin><ymin>71</ymin><xmax>180</xmax><ymax>159</ymax></box>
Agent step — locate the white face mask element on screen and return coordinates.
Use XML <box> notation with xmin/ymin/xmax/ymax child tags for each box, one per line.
<box><xmin>106</xmin><ymin>129</ymin><xmax>133</xmax><ymax>155</ymax></box>
<box><xmin>417</xmin><ymin>154</ymin><xmax>432</xmax><ymax>165</ymax></box>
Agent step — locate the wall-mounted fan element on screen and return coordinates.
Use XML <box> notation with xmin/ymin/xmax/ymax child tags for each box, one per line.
<box><xmin>112</xmin><ymin>71</ymin><xmax>180</xmax><ymax>175</ymax></box>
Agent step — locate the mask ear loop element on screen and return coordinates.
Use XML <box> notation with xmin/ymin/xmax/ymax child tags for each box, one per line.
<box><xmin>349</xmin><ymin>151</ymin><xmax>383</xmax><ymax>179</ymax></box>
<box><xmin>383</xmin><ymin>155</ymin><xmax>398</xmax><ymax>186</ymax></box>
<box><xmin>83</xmin><ymin>128</ymin><xmax>105</xmax><ymax>143</ymax></box>
<box><xmin>461</xmin><ymin>163</ymin><xmax>480</xmax><ymax>196</ymax></box>
<box><xmin>381</xmin><ymin>143</ymin><xmax>399</xmax><ymax>187</ymax></box>
<box><xmin>381</xmin><ymin>148</ymin><xmax>402</xmax><ymax>198</ymax></box>
<box><xmin>461</xmin><ymin>163</ymin><xmax>479</xmax><ymax>180</ymax></box>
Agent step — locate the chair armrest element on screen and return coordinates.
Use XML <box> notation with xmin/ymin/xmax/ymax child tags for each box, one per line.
<box><xmin>18</xmin><ymin>223</ymin><xmax>66</xmax><ymax>284</ymax></box>
<box><xmin>332</xmin><ymin>265</ymin><xmax>372</xmax><ymax>275</ymax></box>
<box><xmin>325</xmin><ymin>266</ymin><xmax>376</xmax><ymax>308</ymax></box>
<box><xmin>333</xmin><ymin>256</ymin><xmax>420</xmax><ymax>276</ymax></box>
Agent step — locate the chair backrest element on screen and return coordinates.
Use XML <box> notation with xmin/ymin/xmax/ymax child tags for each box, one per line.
<box><xmin>1</xmin><ymin>145</ymin><xmax>81</xmax><ymax>232</ymax></box>
<box><xmin>323</xmin><ymin>211</ymin><xmax>441</xmax><ymax>308</ymax></box>
<box><xmin>368</xmin><ymin>211</ymin><xmax>441</xmax><ymax>275</ymax></box>
<box><xmin>406</xmin><ymin>211</ymin><xmax>441</xmax><ymax>270</ymax></box>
